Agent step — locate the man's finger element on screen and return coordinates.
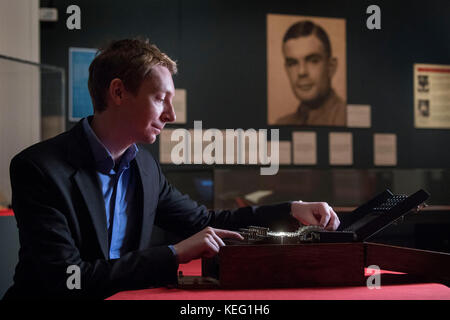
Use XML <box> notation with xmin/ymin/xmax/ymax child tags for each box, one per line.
<box><xmin>325</xmin><ymin>213</ymin><xmax>336</xmax><ymax>230</ymax></box>
<box><xmin>213</xmin><ymin>228</ymin><xmax>244</xmax><ymax>240</ymax></box>
<box><xmin>325</xmin><ymin>207</ymin><xmax>340</xmax><ymax>230</ymax></box>
<box><xmin>330</xmin><ymin>207</ymin><xmax>340</xmax><ymax>229</ymax></box>
<box><xmin>204</xmin><ymin>236</ymin><xmax>220</xmax><ymax>253</ymax></box>
<box><xmin>319</xmin><ymin>207</ymin><xmax>331</xmax><ymax>227</ymax></box>
<box><xmin>210</xmin><ymin>231</ymin><xmax>226</xmax><ymax>247</ymax></box>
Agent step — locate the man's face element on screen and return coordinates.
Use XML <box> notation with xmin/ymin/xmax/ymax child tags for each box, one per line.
<box><xmin>283</xmin><ymin>35</ymin><xmax>336</xmax><ymax>104</ymax></box>
<box><xmin>122</xmin><ymin>65</ymin><xmax>176</xmax><ymax>144</ymax></box>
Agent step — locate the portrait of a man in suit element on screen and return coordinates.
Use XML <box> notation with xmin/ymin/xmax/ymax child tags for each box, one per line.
<box><xmin>267</xmin><ymin>15</ymin><xmax>347</xmax><ymax>127</ymax></box>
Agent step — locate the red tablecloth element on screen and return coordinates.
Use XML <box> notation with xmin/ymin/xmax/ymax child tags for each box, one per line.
<box><xmin>0</xmin><ymin>209</ymin><xmax>13</xmax><ymax>216</ymax></box>
<box><xmin>108</xmin><ymin>259</ymin><xmax>450</xmax><ymax>300</ymax></box>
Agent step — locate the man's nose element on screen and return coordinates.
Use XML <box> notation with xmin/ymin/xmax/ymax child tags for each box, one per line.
<box><xmin>297</xmin><ymin>60</ymin><xmax>308</xmax><ymax>77</ymax></box>
<box><xmin>161</xmin><ymin>101</ymin><xmax>176</xmax><ymax>123</ymax></box>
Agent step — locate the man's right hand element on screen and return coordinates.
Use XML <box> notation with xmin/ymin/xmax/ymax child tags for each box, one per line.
<box><xmin>173</xmin><ymin>227</ymin><xmax>244</xmax><ymax>264</ymax></box>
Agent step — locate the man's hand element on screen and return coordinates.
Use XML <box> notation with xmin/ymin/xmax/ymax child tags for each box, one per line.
<box><xmin>291</xmin><ymin>201</ymin><xmax>340</xmax><ymax>231</ymax></box>
<box><xmin>173</xmin><ymin>227</ymin><xmax>244</xmax><ymax>264</ymax></box>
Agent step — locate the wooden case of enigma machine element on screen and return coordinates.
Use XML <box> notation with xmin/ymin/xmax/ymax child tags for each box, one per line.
<box><xmin>179</xmin><ymin>189</ymin><xmax>450</xmax><ymax>289</ymax></box>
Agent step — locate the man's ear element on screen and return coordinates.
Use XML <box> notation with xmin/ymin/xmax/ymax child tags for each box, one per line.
<box><xmin>328</xmin><ymin>57</ymin><xmax>338</xmax><ymax>78</ymax></box>
<box><xmin>108</xmin><ymin>78</ymin><xmax>126</xmax><ymax>106</ymax></box>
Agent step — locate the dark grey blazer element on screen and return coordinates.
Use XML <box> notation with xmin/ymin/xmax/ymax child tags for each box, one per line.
<box><xmin>3</xmin><ymin>120</ymin><xmax>295</xmax><ymax>299</ymax></box>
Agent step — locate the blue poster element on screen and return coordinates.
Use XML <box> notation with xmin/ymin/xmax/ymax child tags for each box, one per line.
<box><xmin>69</xmin><ymin>47</ymin><xmax>97</xmax><ymax>121</ymax></box>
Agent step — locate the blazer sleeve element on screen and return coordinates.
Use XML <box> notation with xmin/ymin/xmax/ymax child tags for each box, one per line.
<box><xmin>8</xmin><ymin>155</ymin><xmax>178</xmax><ymax>300</ymax></box>
<box><xmin>153</xmin><ymin>159</ymin><xmax>298</xmax><ymax>238</ymax></box>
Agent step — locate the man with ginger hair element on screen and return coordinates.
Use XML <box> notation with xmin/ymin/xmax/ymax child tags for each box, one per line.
<box><xmin>4</xmin><ymin>38</ymin><xmax>339</xmax><ymax>300</ymax></box>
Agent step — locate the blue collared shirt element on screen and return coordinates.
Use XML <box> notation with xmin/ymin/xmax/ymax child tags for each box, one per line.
<box><xmin>82</xmin><ymin>118</ymin><xmax>138</xmax><ymax>259</ymax></box>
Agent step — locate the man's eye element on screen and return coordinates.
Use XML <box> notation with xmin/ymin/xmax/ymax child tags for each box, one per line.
<box><xmin>308</xmin><ymin>56</ymin><xmax>321</xmax><ymax>64</ymax></box>
<box><xmin>285</xmin><ymin>59</ymin><xmax>298</xmax><ymax>67</ymax></box>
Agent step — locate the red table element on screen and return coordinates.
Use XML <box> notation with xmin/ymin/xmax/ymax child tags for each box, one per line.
<box><xmin>0</xmin><ymin>209</ymin><xmax>13</xmax><ymax>216</ymax></box>
<box><xmin>107</xmin><ymin>259</ymin><xmax>450</xmax><ymax>300</ymax></box>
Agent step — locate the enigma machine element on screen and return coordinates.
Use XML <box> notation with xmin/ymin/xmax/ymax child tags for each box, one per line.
<box><xmin>233</xmin><ymin>189</ymin><xmax>429</xmax><ymax>245</ymax></box>
<box><xmin>178</xmin><ymin>189</ymin><xmax>450</xmax><ymax>289</ymax></box>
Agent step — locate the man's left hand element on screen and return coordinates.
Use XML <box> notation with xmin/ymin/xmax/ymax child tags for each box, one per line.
<box><xmin>291</xmin><ymin>201</ymin><xmax>340</xmax><ymax>231</ymax></box>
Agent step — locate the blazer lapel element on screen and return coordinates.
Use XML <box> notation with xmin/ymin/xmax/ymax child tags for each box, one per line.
<box><xmin>67</xmin><ymin>120</ymin><xmax>109</xmax><ymax>259</ymax></box>
<box><xmin>135</xmin><ymin>153</ymin><xmax>156</xmax><ymax>250</ymax></box>
<box><xmin>73</xmin><ymin>169</ymin><xmax>109</xmax><ymax>259</ymax></box>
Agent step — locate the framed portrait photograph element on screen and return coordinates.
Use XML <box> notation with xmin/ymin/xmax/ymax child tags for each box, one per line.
<box><xmin>267</xmin><ymin>14</ymin><xmax>347</xmax><ymax>127</ymax></box>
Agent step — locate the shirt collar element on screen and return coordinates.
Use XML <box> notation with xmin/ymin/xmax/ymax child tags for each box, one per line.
<box><xmin>82</xmin><ymin>117</ymin><xmax>138</xmax><ymax>174</ymax></box>
<box><xmin>295</xmin><ymin>90</ymin><xmax>339</xmax><ymax>125</ymax></box>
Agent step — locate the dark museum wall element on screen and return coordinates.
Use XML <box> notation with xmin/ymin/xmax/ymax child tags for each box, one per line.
<box><xmin>39</xmin><ymin>0</ymin><xmax>450</xmax><ymax>170</ymax></box>
<box><xmin>36</xmin><ymin>0</ymin><xmax>450</xmax><ymax>238</ymax></box>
